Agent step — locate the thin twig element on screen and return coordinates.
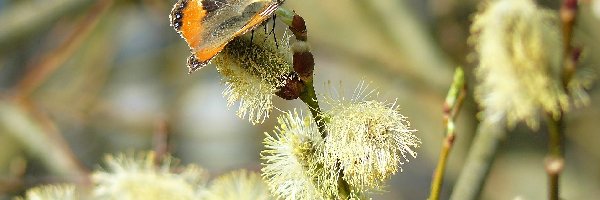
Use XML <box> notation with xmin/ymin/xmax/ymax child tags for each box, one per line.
<box><xmin>561</xmin><ymin>0</ymin><xmax>578</xmax><ymax>87</ymax></box>
<box><xmin>545</xmin><ymin>113</ymin><xmax>564</xmax><ymax>200</ymax></box>
<box><xmin>0</xmin><ymin>158</ymin><xmax>26</xmax><ymax>194</ymax></box>
<box><xmin>276</xmin><ymin>8</ymin><xmax>327</xmax><ymax>137</ymax></box>
<box><xmin>428</xmin><ymin>67</ymin><xmax>466</xmax><ymax>200</ymax></box>
<box><xmin>546</xmin><ymin>1</ymin><xmax>578</xmax><ymax>199</ymax></box>
<box><xmin>153</xmin><ymin>118</ymin><xmax>170</xmax><ymax>166</ymax></box>
<box><xmin>297</xmin><ymin>78</ymin><xmax>325</xmax><ymax>135</ymax></box>
<box><xmin>277</xmin><ymin>8</ymin><xmax>351</xmax><ymax>198</ymax></box>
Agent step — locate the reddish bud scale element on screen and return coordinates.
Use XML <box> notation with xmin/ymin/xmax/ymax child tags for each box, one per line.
<box><xmin>444</xmin><ymin>134</ymin><xmax>456</xmax><ymax>147</ymax></box>
<box><xmin>563</xmin><ymin>0</ymin><xmax>578</xmax><ymax>10</ymax></box>
<box><xmin>290</xmin><ymin>15</ymin><xmax>307</xmax><ymax>41</ymax></box>
<box><xmin>560</xmin><ymin>0</ymin><xmax>578</xmax><ymax>23</ymax></box>
<box><xmin>571</xmin><ymin>47</ymin><xmax>582</xmax><ymax>62</ymax></box>
<box><xmin>276</xmin><ymin>73</ymin><xmax>305</xmax><ymax>100</ymax></box>
<box><xmin>293</xmin><ymin>51</ymin><xmax>314</xmax><ymax>80</ymax></box>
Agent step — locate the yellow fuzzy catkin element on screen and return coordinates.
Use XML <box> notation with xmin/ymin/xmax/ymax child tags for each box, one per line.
<box><xmin>213</xmin><ymin>32</ymin><xmax>293</xmax><ymax>124</ymax></box>
<box><xmin>323</xmin><ymin>99</ymin><xmax>420</xmax><ymax>192</ymax></box>
<box><xmin>261</xmin><ymin>110</ymin><xmax>334</xmax><ymax>200</ymax></box>
<box><xmin>471</xmin><ymin>0</ymin><xmax>568</xmax><ymax>129</ymax></box>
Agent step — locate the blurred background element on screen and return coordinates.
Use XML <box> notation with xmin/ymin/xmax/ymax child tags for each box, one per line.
<box><xmin>0</xmin><ymin>0</ymin><xmax>599</xmax><ymax>199</ymax></box>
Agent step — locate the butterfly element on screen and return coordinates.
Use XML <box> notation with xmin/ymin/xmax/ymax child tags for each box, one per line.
<box><xmin>170</xmin><ymin>0</ymin><xmax>285</xmax><ymax>73</ymax></box>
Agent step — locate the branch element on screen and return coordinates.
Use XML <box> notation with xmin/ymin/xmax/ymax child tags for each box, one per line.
<box><xmin>449</xmin><ymin>121</ymin><xmax>506</xmax><ymax>200</ymax></box>
<box><xmin>276</xmin><ymin>8</ymin><xmax>351</xmax><ymax>198</ymax></box>
<box><xmin>428</xmin><ymin>67</ymin><xmax>466</xmax><ymax>200</ymax></box>
<box><xmin>546</xmin><ymin>1</ymin><xmax>578</xmax><ymax>199</ymax></box>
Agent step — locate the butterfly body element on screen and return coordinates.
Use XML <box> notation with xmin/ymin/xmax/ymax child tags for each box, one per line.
<box><xmin>170</xmin><ymin>0</ymin><xmax>284</xmax><ymax>73</ymax></box>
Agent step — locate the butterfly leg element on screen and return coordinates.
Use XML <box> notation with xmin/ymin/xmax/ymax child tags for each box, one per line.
<box><xmin>271</xmin><ymin>15</ymin><xmax>278</xmax><ymax>48</ymax></box>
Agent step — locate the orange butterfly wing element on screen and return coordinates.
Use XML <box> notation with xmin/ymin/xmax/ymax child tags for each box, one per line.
<box><xmin>170</xmin><ymin>0</ymin><xmax>282</xmax><ymax>73</ymax></box>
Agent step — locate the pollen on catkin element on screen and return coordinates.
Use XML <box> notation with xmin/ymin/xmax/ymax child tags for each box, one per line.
<box><xmin>261</xmin><ymin>110</ymin><xmax>335</xmax><ymax>200</ymax></box>
<box><xmin>204</xmin><ymin>170</ymin><xmax>271</xmax><ymax>200</ymax></box>
<box><xmin>17</xmin><ymin>184</ymin><xmax>78</xmax><ymax>200</ymax></box>
<box><xmin>471</xmin><ymin>0</ymin><xmax>568</xmax><ymax>129</ymax></box>
<box><xmin>92</xmin><ymin>151</ymin><xmax>207</xmax><ymax>200</ymax></box>
<box><xmin>322</xmin><ymin>85</ymin><xmax>420</xmax><ymax>193</ymax></box>
<box><xmin>213</xmin><ymin>32</ymin><xmax>293</xmax><ymax>124</ymax></box>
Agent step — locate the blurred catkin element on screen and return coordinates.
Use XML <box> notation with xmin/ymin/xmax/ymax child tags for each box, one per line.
<box><xmin>204</xmin><ymin>170</ymin><xmax>271</xmax><ymax>200</ymax></box>
<box><xmin>16</xmin><ymin>184</ymin><xmax>78</xmax><ymax>200</ymax></box>
<box><xmin>92</xmin><ymin>152</ymin><xmax>207</xmax><ymax>200</ymax></box>
<box><xmin>471</xmin><ymin>0</ymin><xmax>568</xmax><ymax>129</ymax></box>
<box><xmin>594</xmin><ymin>0</ymin><xmax>600</xmax><ymax>19</ymax></box>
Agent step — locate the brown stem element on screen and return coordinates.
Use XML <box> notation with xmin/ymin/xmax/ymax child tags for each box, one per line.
<box><xmin>153</xmin><ymin>118</ymin><xmax>170</xmax><ymax>166</ymax></box>
<box><xmin>560</xmin><ymin>0</ymin><xmax>578</xmax><ymax>87</ymax></box>
<box><xmin>545</xmin><ymin>1</ymin><xmax>578</xmax><ymax>199</ymax></box>
<box><xmin>545</xmin><ymin>113</ymin><xmax>565</xmax><ymax>200</ymax></box>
